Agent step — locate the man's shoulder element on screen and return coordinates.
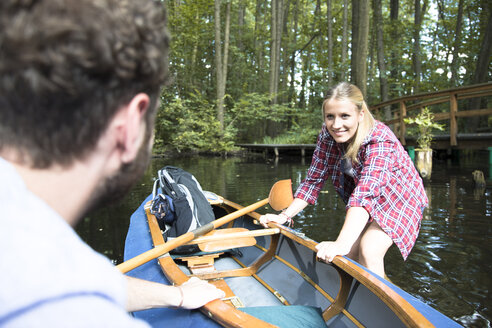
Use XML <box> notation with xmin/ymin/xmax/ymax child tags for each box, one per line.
<box><xmin>0</xmin><ymin>201</ymin><xmax>126</xmax><ymax>302</ymax></box>
<box><xmin>0</xmin><ymin>166</ymin><xmax>135</xmax><ymax>326</ymax></box>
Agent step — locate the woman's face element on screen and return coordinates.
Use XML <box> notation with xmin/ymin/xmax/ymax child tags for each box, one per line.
<box><xmin>323</xmin><ymin>98</ymin><xmax>364</xmax><ymax>144</ymax></box>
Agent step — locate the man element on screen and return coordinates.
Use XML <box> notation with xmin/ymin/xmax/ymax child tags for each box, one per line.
<box><xmin>0</xmin><ymin>0</ymin><xmax>224</xmax><ymax>326</ymax></box>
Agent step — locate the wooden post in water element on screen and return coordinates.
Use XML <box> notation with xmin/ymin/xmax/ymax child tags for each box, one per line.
<box><xmin>415</xmin><ymin>149</ymin><xmax>432</xmax><ymax>179</ymax></box>
<box><xmin>450</xmin><ymin>93</ymin><xmax>458</xmax><ymax>146</ymax></box>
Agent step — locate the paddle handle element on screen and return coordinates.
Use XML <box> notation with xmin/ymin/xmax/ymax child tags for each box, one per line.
<box><xmin>117</xmin><ymin>231</ymin><xmax>196</xmax><ymax>273</ymax></box>
<box><xmin>117</xmin><ymin>197</ymin><xmax>269</xmax><ymax>274</ymax></box>
<box><xmin>209</xmin><ymin>198</ymin><xmax>268</xmax><ymax>229</ymax></box>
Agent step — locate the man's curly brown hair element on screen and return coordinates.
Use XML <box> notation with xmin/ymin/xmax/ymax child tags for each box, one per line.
<box><xmin>0</xmin><ymin>0</ymin><xmax>170</xmax><ymax>168</ymax></box>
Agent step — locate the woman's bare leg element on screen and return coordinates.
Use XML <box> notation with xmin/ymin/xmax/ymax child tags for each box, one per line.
<box><xmin>345</xmin><ymin>221</ymin><xmax>370</xmax><ymax>262</ymax></box>
<box><xmin>358</xmin><ymin>221</ymin><xmax>393</xmax><ymax>278</ymax></box>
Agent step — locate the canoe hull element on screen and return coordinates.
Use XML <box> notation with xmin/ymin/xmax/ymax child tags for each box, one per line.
<box><xmin>123</xmin><ymin>194</ymin><xmax>461</xmax><ymax>328</ymax></box>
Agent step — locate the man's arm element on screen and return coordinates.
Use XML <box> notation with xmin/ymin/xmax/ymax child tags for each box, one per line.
<box><xmin>126</xmin><ymin>276</ymin><xmax>225</xmax><ymax>312</ymax></box>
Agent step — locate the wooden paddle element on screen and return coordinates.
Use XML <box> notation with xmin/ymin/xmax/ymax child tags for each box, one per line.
<box><xmin>117</xmin><ymin>179</ymin><xmax>293</xmax><ymax>274</ymax></box>
<box><xmin>188</xmin><ymin>227</ymin><xmax>280</xmax><ymax>252</ymax></box>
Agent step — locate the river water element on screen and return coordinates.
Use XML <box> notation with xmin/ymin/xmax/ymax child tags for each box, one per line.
<box><xmin>76</xmin><ymin>151</ymin><xmax>491</xmax><ymax>327</ymax></box>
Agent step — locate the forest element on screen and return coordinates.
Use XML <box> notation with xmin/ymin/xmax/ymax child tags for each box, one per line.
<box><xmin>154</xmin><ymin>0</ymin><xmax>492</xmax><ymax>154</ymax></box>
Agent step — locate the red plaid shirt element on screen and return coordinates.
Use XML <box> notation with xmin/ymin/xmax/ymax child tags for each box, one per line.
<box><xmin>294</xmin><ymin>121</ymin><xmax>428</xmax><ymax>260</ymax></box>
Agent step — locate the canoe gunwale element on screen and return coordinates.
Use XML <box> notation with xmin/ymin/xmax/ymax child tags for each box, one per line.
<box><xmin>218</xmin><ymin>197</ymin><xmax>436</xmax><ymax>328</ymax></box>
<box><xmin>144</xmin><ymin>202</ymin><xmax>278</xmax><ymax>328</ymax></box>
<box><xmin>269</xmin><ymin>222</ymin><xmax>435</xmax><ymax>328</ymax></box>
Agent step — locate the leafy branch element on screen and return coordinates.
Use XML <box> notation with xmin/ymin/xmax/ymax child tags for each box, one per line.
<box><xmin>404</xmin><ymin>107</ymin><xmax>444</xmax><ymax>150</ymax></box>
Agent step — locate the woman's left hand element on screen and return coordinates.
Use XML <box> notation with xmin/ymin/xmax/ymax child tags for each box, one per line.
<box><xmin>315</xmin><ymin>241</ymin><xmax>352</xmax><ymax>262</ymax></box>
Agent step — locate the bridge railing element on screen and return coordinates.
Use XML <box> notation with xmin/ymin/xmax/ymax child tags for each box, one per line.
<box><xmin>369</xmin><ymin>82</ymin><xmax>492</xmax><ymax>148</ymax></box>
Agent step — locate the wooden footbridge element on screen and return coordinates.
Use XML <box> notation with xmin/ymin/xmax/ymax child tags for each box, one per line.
<box><xmin>238</xmin><ymin>83</ymin><xmax>492</xmax><ymax>158</ymax></box>
<box><xmin>370</xmin><ymin>82</ymin><xmax>492</xmax><ymax>150</ymax></box>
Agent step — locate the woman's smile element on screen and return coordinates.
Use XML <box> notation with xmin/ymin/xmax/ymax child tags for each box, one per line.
<box><xmin>324</xmin><ymin>98</ymin><xmax>364</xmax><ymax>144</ymax></box>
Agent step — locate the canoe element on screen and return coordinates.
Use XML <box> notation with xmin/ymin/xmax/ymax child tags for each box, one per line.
<box><xmin>123</xmin><ymin>192</ymin><xmax>461</xmax><ymax>328</ymax></box>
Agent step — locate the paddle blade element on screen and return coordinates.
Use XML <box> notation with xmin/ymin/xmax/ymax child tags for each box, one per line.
<box><xmin>196</xmin><ymin>228</ymin><xmax>256</xmax><ymax>252</ymax></box>
<box><xmin>268</xmin><ymin>179</ymin><xmax>294</xmax><ymax>211</ymax></box>
<box><xmin>199</xmin><ymin>237</ymin><xmax>257</xmax><ymax>252</ymax></box>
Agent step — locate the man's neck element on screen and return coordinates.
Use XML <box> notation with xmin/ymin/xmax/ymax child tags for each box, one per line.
<box><xmin>3</xmin><ymin>153</ymin><xmax>107</xmax><ymax>227</ymax></box>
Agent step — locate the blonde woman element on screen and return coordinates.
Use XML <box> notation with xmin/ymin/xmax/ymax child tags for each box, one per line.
<box><xmin>260</xmin><ymin>82</ymin><xmax>428</xmax><ymax>278</ymax></box>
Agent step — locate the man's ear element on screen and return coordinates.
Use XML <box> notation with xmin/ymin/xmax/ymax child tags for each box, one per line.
<box><xmin>114</xmin><ymin>93</ymin><xmax>150</xmax><ymax>163</ymax></box>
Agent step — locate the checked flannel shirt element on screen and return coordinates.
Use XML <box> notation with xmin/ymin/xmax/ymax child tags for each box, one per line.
<box><xmin>294</xmin><ymin>121</ymin><xmax>428</xmax><ymax>260</ymax></box>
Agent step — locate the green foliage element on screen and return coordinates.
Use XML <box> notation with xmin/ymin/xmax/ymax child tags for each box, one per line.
<box><xmin>228</xmin><ymin>92</ymin><xmax>321</xmax><ymax>144</ymax></box>
<box><xmin>153</xmin><ymin>0</ymin><xmax>488</xmax><ymax>153</ymax></box>
<box><xmin>154</xmin><ymin>91</ymin><xmax>236</xmax><ymax>153</ymax></box>
<box><xmin>228</xmin><ymin>93</ymin><xmax>291</xmax><ymax>124</ymax></box>
<box><xmin>404</xmin><ymin>107</ymin><xmax>445</xmax><ymax>150</ymax></box>
<box><xmin>261</xmin><ymin>124</ymin><xmax>319</xmax><ymax>144</ymax></box>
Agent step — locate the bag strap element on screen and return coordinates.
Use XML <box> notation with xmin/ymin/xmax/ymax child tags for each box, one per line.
<box><xmin>158</xmin><ymin>168</ymin><xmax>185</xmax><ymax>199</ymax></box>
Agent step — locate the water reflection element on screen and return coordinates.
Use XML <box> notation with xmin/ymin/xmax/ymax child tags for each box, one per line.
<box><xmin>76</xmin><ymin>151</ymin><xmax>491</xmax><ymax>327</ymax></box>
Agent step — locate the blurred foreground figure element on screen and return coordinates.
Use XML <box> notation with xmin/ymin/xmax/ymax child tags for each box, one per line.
<box><xmin>0</xmin><ymin>1</ymin><xmax>223</xmax><ymax>326</ymax></box>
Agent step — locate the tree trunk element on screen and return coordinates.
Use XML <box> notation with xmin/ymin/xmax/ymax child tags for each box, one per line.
<box><xmin>389</xmin><ymin>0</ymin><xmax>399</xmax><ymax>97</ymax></box>
<box><xmin>468</xmin><ymin>4</ymin><xmax>492</xmax><ymax>128</ymax></box>
<box><xmin>269</xmin><ymin>0</ymin><xmax>284</xmax><ymax>104</ymax></box>
<box><xmin>351</xmin><ymin>0</ymin><xmax>370</xmax><ymax>96</ymax></box>
<box><xmin>214</xmin><ymin>0</ymin><xmax>223</xmax><ymax>127</ymax></box>
<box><xmin>254</xmin><ymin>0</ymin><xmax>265</xmax><ymax>92</ymax></box>
<box><xmin>351</xmin><ymin>0</ymin><xmax>359</xmax><ymax>82</ymax></box>
<box><xmin>412</xmin><ymin>0</ymin><xmax>428</xmax><ymax>93</ymax></box>
<box><xmin>472</xmin><ymin>5</ymin><xmax>492</xmax><ymax>85</ymax></box>
<box><xmin>222</xmin><ymin>1</ymin><xmax>231</xmax><ymax>92</ymax></box>
<box><xmin>214</xmin><ymin>0</ymin><xmax>231</xmax><ymax>130</ymax></box>
<box><xmin>326</xmin><ymin>0</ymin><xmax>333</xmax><ymax>86</ymax></box>
<box><xmin>279</xmin><ymin>0</ymin><xmax>291</xmax><ymax>104</ymax></box>
<box><xmin>368</xmin><ymin>23</ymin><xmax>377</xmax><ymax>104</ymax></box>
<box><xmin>238</xmin><ymin>3</ymin><xmax>245</xmax><ymax>52</ymax></box>
<box><xmin>341</xmin><ymin>0</ymin><xmax>349</xmax><ymax>82</ymax></box>
<box><xmin>288</xmin><ymin>0</ymin><xmax>299</xmax><ymax>105</ymax></box>
<box><xmin>373</xmin><ymin>0</ymin><xmax>390</xmax><ymax>119</ymax></box>
<box><xmin>191</xmin><ymin>10</ymin><xmax>199</xmax><ymax>88</ymax></box>
<box><xmin>298</xmin><ymin>53</ymin><xmax>311</xmax><ymax>109</ymax></box>
<box><xmin>269</xmin><ymin>0</ymin><xmax>278</xmax><ymax>103</ymax></box>
<box><xmin>450</xmin><ymin>0</ymin><xmax>464</xmax><ymax>86</ymax></box>
<box><xmin>276</xmin><ymin>0</ymin><xmax>284</xmax><ymax>99</ymax></box>
<box><xmin>436</xmin><ymin>1</ymin><xmax>450</xmax><ymax>80</ymax></box>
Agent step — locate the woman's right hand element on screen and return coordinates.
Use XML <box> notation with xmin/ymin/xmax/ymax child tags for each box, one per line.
<box><xmin>259</xmin><ymin>213</ymin><xmax>288</xmax><ymax>228</ymax></box>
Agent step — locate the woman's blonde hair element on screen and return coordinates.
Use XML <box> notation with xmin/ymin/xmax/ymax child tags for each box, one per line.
<box><xmin>322</xmin><ymin>82</ymin><xmax>375</xmax><ymax>163</ymax></box>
